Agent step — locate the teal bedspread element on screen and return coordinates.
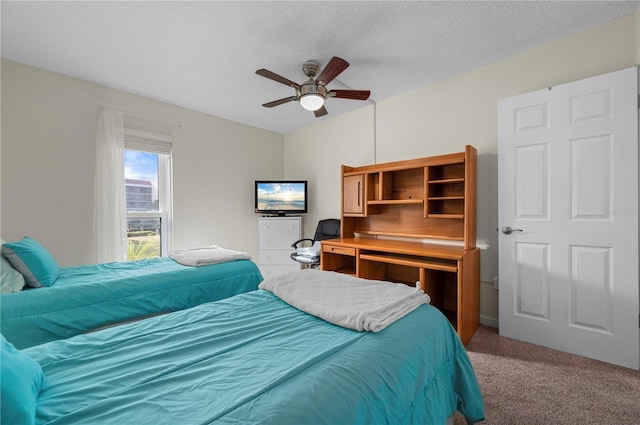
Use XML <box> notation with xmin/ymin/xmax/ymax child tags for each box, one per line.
<box><xmin>1</xmin><ymin>258</ymin><xmax>263</xmax><ymax>349</ymax></box>
<box><xmin>27</xmin><ymin>290</ymin><xmax>485</xmax><ymax>424</ymax></box>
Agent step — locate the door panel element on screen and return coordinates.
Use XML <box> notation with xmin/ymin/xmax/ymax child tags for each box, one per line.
<box><xmin>570</xmin><ymin>245</ymin><xmax>611</xmax><ymax>332</ymax></box>
<box><xmin>515</xmin><ymin>143</ymin><xmax>549</xmax><ymax>219</ymax></box>
<box><xmin>498</xmin><ymin>66</ymin><xmax>639</xmax><ymax>370</ymax></box>
<box><xmin>570</xmin><ymin>135</ymin><xmax>611</xmax><ymax>219</ymax></box>
<box><xmin>515</xmin><ymin>242</ymin><xmax>550</xmax><ymax>320</ymax></box>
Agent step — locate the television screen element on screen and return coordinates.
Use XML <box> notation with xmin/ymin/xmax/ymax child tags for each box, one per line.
<box><xmin>255</xmin><ymin>180</ymin><xmax>308</xmax><ymax>216</ymax></box>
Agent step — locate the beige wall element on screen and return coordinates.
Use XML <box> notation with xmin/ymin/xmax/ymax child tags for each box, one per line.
<box><xmin>284</xmin><ymin>106</ymin><xmax>375</xmax><ymax>226</ymax></box>
<box><xmin>1</xmin><ymin>12</ymin><xmax>637</xmax><ymax>325</ymax></box>
<box><xmin>1</xmin><ymin>59</ymin><xmax>284</xmax><ymax>267</ymax></box>
<box><xmin>284</xmin><ymin>13</ymin><xmax>638</xmax><ymax>325</ymax></box>
<box><xmin>637</xmin><ymin>7</ymin><xmax>640</xmax><ymax>64</ymax></box>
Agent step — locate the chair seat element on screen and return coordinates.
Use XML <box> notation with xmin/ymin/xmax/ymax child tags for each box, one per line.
<box><xmin>290</xmin><ymin>253</ymin><xmax>320</xmax><ymax>264</ymax></box>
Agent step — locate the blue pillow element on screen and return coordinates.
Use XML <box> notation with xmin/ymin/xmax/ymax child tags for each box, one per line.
<box><xmin>0</xmin><ymin>334</ymin><xmax>44</xmax><ymax>425</ymax></box>
<box><xmin>1</xmin><ymin>237</ymin><xmax>59</xmax><ymax>288</ymax></box>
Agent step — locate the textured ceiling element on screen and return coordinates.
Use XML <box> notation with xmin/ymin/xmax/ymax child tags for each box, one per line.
<box><xmin>2</xmin><ymin>1</ymin><xmax>638</xmax><ymax>134</ymax></box>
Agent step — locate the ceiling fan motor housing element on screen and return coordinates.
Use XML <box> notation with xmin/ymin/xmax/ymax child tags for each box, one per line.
<box><xmin>302</xmin><ymin>61</ymin><xmax>321</xmax><ymax>78</ymax></box>
<box><xmin>299</xmin><ymin>82</ymin><xmax>327</xmax><ymax>98</ymax></box>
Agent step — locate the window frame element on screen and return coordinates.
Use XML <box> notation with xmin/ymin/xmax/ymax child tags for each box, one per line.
<box><xmin>123</xmin><ymin>128</ymin><xmax>173</xmax><ymax>258</ymax></box>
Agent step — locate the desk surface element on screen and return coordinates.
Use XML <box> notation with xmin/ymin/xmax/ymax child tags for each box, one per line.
<box><xmin>322</xmin><ymin>238</ymin><xmax>476</xmax><ymax>260</ymax></box>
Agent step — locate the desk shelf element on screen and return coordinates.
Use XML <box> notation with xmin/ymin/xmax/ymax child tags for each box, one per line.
<box><xmin>359</xmin><ymin>252</ymin><xmax>457</xmax><ymax>273</ymax></box>
<box><xmin>367</xmin><ymin>199</ymin><xmax>424</xmax><ymax>205</ymax></box>
<box><xmin>341</xmin><ymin>146</ymin><xmax>476</xmax><ymax>250</ymax></box>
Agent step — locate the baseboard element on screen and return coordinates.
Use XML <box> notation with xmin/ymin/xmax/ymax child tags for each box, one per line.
<box><xmin>480</xmin><ymin>315</ymin><xmax>499</xmax><ymax>328</ymax></box>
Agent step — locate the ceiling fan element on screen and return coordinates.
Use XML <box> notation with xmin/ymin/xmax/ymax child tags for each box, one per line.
<box><xmin>256</xmin><ymin>56</ymin><xmax>371</xmax><ymax>117</ymax></box>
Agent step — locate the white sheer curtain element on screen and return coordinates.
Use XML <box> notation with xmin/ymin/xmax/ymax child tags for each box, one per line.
<box><xmin>93</xmin><ymin>104</ymin><xmax>127</xmax><ymax>263</ymax></box>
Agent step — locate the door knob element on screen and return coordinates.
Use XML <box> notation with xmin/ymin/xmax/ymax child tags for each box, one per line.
<box><xmin>502</xmin><ymin>226</ymin><xmax>523</xmax><ymax>235</ymax></box>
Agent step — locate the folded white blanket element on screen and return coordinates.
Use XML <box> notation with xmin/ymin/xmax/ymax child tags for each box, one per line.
<box><xmin>169</xmin><ymin>245</ymin><xmax>252</xmax><ymax>267</ymax></box>
<box><xmin>259</xmin><ymin>269</ymin><xmax>430</xmax><ymax>332</ymax></box>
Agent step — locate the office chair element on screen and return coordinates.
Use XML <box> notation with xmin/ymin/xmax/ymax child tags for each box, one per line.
<box><xmin>290</xmin><ymin>218</ymin><xmax>341</xmax><ymax>268</ymax></box>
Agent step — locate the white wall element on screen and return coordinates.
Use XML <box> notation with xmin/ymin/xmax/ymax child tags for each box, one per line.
<box><xmin>1</xmin><ymin>59</ymin><xmax>284</xmax><ymax>267</ymax></box>
<box><xmin>284</xmin><ymin>13</ymin><xmax>638</xmax><ymax>325</ymax></box>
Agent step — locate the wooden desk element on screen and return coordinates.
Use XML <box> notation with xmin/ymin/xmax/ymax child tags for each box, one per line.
<box><xmin>321</xmin><ymin>237</ymin><xmax>480</xmax><ymax>345</ymax></box>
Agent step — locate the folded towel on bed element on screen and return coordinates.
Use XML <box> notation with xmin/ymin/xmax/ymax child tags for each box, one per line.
<box><xmin>259</xmin><ymin>269</ymin><xmax>430</xmax><ymax>332</ymax></box>
<box><xmin>169</xmin><ymin>245</ymin><xmax>252</xmax><ymax>267</ymax></box>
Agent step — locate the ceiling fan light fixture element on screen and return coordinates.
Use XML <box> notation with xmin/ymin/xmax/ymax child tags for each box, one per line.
<box><xmin>257</xmin><ymin>56</ymin><xmax>368</xmax><ymax>117</ymax></box>
<box><xmin>299</xmin><ymin>93</ymin><xmax>325</xmax><ymax>111</ymax></box>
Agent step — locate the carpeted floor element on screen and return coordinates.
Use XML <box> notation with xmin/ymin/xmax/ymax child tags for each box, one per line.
<box><xmin>453</xmin><ymin>325</ymin><xmax>640</xmax><ymax>425</ymax></box>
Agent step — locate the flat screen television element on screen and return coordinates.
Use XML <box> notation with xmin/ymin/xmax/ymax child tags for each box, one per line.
<box><xmin>255</xmin><ymin>180</ymin><xmax>308</xmax><ymax>216</ymax></box>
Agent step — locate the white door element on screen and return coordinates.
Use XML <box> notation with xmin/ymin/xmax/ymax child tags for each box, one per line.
<box><xmin>498</xmin><ymin>67</ymin><xmax>639</xmax><ymax>370</ymax></box>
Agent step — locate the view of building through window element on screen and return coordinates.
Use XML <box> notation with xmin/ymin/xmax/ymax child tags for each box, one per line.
<box><xmin>124</xmin><ymin>150</ymin><xmax>161</xmax><ymax>260</ymax></box>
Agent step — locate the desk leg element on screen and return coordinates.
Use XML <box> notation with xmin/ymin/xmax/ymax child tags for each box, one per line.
<box><xmin>459</xmin><ymin>249</ymin><xmax>480</xmax><ymax>346</ymax></box>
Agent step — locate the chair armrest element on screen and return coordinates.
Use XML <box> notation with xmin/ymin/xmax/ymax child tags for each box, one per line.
<box><xmin>291</xmin><ymin>238</ymin><xmax>315</xmax><ymax>248</ymax></box>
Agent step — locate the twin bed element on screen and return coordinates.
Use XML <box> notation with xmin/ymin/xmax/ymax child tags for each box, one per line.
<box><xmin>1</xmin><ymin>241</ymin><xmax>485</xmax><ymax>425</ymax></box>
<box><xmin>1</xmin><ymin>256</ymin><xmax>263</xmax><ymax>349</ymax></box>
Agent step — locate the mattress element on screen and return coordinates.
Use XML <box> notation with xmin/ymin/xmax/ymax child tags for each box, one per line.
<box><xmin>1</xmin><ymin>258</ymin><xmax>263</xmax><ymax>349</ymax></box>
<box><xmin>27</xmin><ymin>290</ymin><xmax>485</xmax><ymax>424</ymax></box>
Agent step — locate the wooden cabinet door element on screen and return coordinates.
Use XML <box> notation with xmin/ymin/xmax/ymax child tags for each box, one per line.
<box><xmin>343</xmin><ymin>174</ymin><xmax>365</xmax><ymax>216</ymax></box>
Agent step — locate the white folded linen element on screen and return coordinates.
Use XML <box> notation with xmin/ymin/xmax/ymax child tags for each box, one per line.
<box><xmin>169</xmin><ymin>245</ymin><xmax>251</xmax><ymax>267</ymax></box>
<box><xmin>259</xmin><ymin>269</ymin><xmax>430</xmax><ymax>332</ymax></box>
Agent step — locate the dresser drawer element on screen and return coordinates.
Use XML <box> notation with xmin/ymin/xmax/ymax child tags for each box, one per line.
<box><xmin>259</xmin><ymin>234</ymin><xmax>299</xmax><ymax>250</ymax></box>
<box><xmin>259</xmin><ymin>250</ymin><xmax>296</xmax><ymax>265</ymax></box>
<box><xmin>259</xmin><ymin>219</ymin><xmax>300</xmax><ymax>236</ymax></box>
<box><xmin>322</xmin><ymin>244</ymin><xmax>356</xmax><ymax>256</ymax></box>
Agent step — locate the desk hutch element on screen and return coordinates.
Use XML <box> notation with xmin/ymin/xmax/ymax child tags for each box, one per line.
<box><xmin>321</xmin><ymin>145</ymin><xmax>479</xmax><ymax>345</ymax></box>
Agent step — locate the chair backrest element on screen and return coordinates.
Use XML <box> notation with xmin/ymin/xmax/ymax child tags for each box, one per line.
<box><xmin>313</xmin><ymin>219</ymin><xmax>341</xmax><ymax>241</ymax></box>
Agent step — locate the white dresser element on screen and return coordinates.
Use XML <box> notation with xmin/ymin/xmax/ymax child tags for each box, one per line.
<box><xmin>257</xmin><ymin>216</ymin><xmax>302</xmax><ymax>279</ymax></box>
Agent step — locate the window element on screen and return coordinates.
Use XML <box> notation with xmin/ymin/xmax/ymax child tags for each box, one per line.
<box><xmin>123</xmin><ymin>129</ymin><xmax>172</xmax><ymax>260</ymax></box>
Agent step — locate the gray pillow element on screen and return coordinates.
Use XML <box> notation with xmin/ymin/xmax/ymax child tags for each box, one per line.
<box><xmin>1</xmin><ymin>238</ymin><xmax>26</xmax><ymax>293</ymax></box>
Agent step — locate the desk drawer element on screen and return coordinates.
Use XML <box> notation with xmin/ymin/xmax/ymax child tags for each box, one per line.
<box><xmin>323</xmin><ymin>245</ymin><xmax>355</xmax><ymax>256</ymax></box>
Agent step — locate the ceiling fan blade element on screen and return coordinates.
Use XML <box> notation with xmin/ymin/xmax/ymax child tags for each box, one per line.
<box><xmin>315</xmin><ymin>57</ymin><xmax>349</xmax><ymax>86</ymax></box>
<box><xmin>262</xmin><ymin>96</ymin><xmax>298</xmax><ymax>108</ymax></box>
<box><xmin>314</xmin><ymin>106</ymin><xmax>328</xmax><ymax>117</ymax></box>
<box><xmin>256</xmin><ymin>69</ymin><xmax>301</xmax><ymax>90</ymax></box>
<box><xmin>329</xmin><ymin>90</ymin><xmax>371</xmax><ymax>101</ymax></box>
